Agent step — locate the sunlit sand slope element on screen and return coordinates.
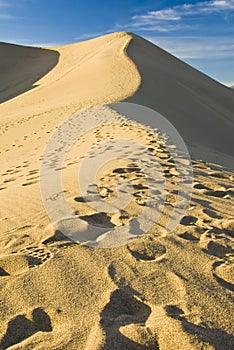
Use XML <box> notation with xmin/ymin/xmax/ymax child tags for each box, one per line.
<box><xmin>0</xmin><ymin>32</ymin><xmax>233</xmax><ymax>349</ymax></box>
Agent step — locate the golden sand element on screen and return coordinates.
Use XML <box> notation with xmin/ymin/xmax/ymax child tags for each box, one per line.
<box><xmin>0</xmin><ymin>32</ymin><xmax>233</xmax><ymax>349</ymax></box>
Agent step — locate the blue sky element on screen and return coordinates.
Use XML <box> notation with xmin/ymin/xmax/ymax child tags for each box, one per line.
<box><xmin>0</xmin><ymin>0</ymin><xmax>233</xmax><ymax>86</ymax></box>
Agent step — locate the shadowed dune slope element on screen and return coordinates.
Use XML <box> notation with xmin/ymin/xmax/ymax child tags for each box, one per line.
<box><xmin>126</xmin><ymin>33</ymin><xmax>234</xmax><ymax>166</ymax></box>
<box><xmin>0</xmin><ymin>42</ymin><xmax>59</xmax><ymax>104</ymax></box>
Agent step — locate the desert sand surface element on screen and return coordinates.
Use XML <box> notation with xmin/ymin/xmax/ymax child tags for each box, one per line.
<box><xmin>0</xmin><ymin>32</ymin><xmax>234</xmax><ymax>349</ymax></box>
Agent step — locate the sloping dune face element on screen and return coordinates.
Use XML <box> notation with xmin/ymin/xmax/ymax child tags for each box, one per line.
<box><xmin>0</xmin><ymin>33</ymin><xmax>234</xmax><ymax>350</ymax></box>
<box><xmin>0</xmin><ymin>42</ymin><xmax>59</xmax><ymax>104</ymax></box>
<box><xmin>0</xmin><ymin>32</ymin><xmax>140</xmax><ymax>116</ymax></box>
<box><xmin>126</xmin><ymin>34</ymin><xmax>234</xmax><ymax>166</ymax></box>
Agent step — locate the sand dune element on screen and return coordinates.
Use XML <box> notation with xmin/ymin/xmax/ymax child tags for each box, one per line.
<box><xmin>0</xmin><ymin>42</ymin><xmax>59</xmax><ymax>104</ymax></box>
<box><xmin>126</xmin><ymin>34</ymin><xmax>234</xmax><ymax>167</ymax></box>
<box><xmin>0</xmin><ymin>32</ymin><xmax>234</xmax><ymax>349</ymax></box>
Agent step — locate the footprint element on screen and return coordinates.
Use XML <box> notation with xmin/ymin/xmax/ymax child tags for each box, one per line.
<box><xmin>0</xmin><ymin>267</ymin><xmax>9</xmax><ymax>276</ymax></box>
<box><xmin>42</xmin><ymin>230</ymin><xmax>75</xmax><ymax>249</ymax></box>
<box><xmin>0</xmin><ymin>242</ymin><xmax>53</xmax><ymax>277</ymax></box>
<box><xmin>202</xmin><ymin>240</ymin><xmax>233</xmax><ymax>259</ymax></box>
<box><xmin>208</xmin><ymin>171</ymin><xmax>230</xmax><ymax>179</ymax></box>
<box><xmin>127</xmin><ymin>238</ymin><xmax>166</xmax><ymax>261</ymax></box>
<box><xmin>205</xmin><ymin>190</ymin><xmax>230</xmax><ymax>198</ymax></box>
<box><xmin>193</xmin><ymin>183</ymin><xmax>210</xmax><ymax>191</ymax></box>
<box><xmin>3</xmin><ymin>177</ymin><xmax>16</xmax><ymax>183</ymax></box>
<box><xmin>100</xmin><ymin>287</ymin><xmax>158</xmax><ymax>350</ymax></box>
<box><xmin>165</xmin><ymin>305</ymin><xmax>234</xmax><ymax>349</ymax></box>
<box><xmin>180</xmin><ymin>216</ymin><xmax>198</xmax><ymax>226</ymax></box>
<box><xmin>0</xmin><ymin>307</ymin><xmax>52</xmax><ymax>349</ymax></box>
<box><xmin>202</xmin><ymin>209</ymin><xmax>223</xmax><ymax>219</ymax></box>
<box><xmin>21</xmin><ymin>180</ymin><xmax>38</xmax><ymax>186</ymax></box>
<box><xmin>212</xmin><ymin>255</ymin><xmax>234</xmax><ymax>292</ymax></box>
<box><xmin>119</xmin><ymin>324</ymin><xmax>159</xmax><ymax>350</ymax></box>
<box><xmin>178</xmin><ymin>232</ymin><xmax>199</xmax><ymax>242</ymax></box>
<box><xmin>164</xmin><ymin>305</ymin><xmax>185</xmax><ymax>319</ymax></box>
<box><xmin>19</xmin><ymin>245</ymin><xmax>52</xmax><ymax>266</ymax></box>
<box><xmin>79</xmin><ymin>212</ymin><xmax>115</xmax><ymax>228</ymax></box>
<box><xmin>0</xmin><ymin>254</ymin><xmax>36</xmax><ymax>276</ymax></box>
<box><xmin>27</xmin><ymin>168</ymin><xmax>39</xmax><ymax>175</ymax></box>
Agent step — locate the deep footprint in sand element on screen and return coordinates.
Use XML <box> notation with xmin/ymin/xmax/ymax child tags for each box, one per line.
<box><xmin>100</xmin><ymin>287</ymin><xmax>159</xmax><ymax>350</ymax></box>
<box><xmin>178</xmin><ymin>232</ymin><xmax>199</xmax><ymax>242</ymax></box>
<box><xmin>202</xmin><ymin>240</ymin><xmax>233</xmax><ymax>259</ymax></box>
<box><xmin>127</xmin><ymin>238</ymin><xmax>166</xmax><ymax>261</ymax></box>
<box><xmin>19</xmin><ymin>245</ymin><xmax>53</xmax><ymax>266</ymax></box>
<box><xmin>0</xmin><ymin>246</ymin><xmax>52</xmax><ymax>276</ymax></box>
<box><xmin>213</xmin><ymin>255</ymin><xmax>234</xmax><ymax>292</ymax></box>
<box><xmin>165</xmin><ymin>304</ymin><xmax>234</xmax><ymax>348</ymax></box>
<box><xmin>0</xmin><ymin>254</ymin><xmax>37</xmax><ymax>276</ymax></box>
<box><xmin>0</xmin><ymin>307</ymin><xmax>52</xmax><ymax>349</ymax></box>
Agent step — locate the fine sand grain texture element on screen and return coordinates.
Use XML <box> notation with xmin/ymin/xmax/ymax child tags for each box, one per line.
<box><xmin>0</xmin><ymin>32</ymin><xmax>234</xmax><ymax>349</ymax></box>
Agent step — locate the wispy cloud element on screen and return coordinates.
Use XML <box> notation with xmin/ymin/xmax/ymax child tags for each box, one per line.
<box><xmin>0</xmin><ymin>0</ymin><xmax>14</xmax><ymax>19</ymax></box>
<box><xmin>0</xmin><ymin>0</ymin><xmax>11</xmax><ymax>6</ymax></box>
<box><xmin>0</xmin><ymin>13</ymin><xmax>13</xmax><ymax>19</ymax></box>
<box><xmin>145</xmin><ymin>36</ymin><xmax>234</xmax><ymax>59</ymax></box>
<box><xmin>127</xmin><ymin>0</ymin><xmax>234</xmax><ymax>32</ymax></box>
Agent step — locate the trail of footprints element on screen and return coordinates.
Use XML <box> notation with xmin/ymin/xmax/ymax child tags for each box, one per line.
<box><xmin>100</xmin><ymin>238</ymin><xmax>166</xmax><ymax>349</ymax></box>
<box><xmin>0</xmin><ymin>162</ymin><xmax>40</xmax><ymax>190</ymax></box>
<box><xmin>1</xmin><ymin>109</ymin><xmax>233</xmax><ymax>348</ymax></box>
<box><xmin>100</xmin><ymin>233</ymin><xmax>234</xmax><ymax>349</ymax></box>
<box><xmin>71</xmin><ymin>121</ymin><xmax>189</xmax><ymax>232</ymax></box>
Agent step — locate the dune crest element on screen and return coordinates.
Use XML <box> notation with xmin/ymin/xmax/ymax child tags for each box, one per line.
<box><xmin>0</xmin><ymin>32</ymin><xmax>234</xmax><ymax>349</ymax></box>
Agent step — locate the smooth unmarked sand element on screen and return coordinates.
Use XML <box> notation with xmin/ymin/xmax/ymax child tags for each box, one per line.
<box><xmin>0</xmin><ymin>32</ymin><xmax>233</xmax><ymax>349</ymax></box>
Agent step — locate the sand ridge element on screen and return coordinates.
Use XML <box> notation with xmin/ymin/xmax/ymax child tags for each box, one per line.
<box><xmin>0</xmin><ymin>32</ymin><xmax>234</xmax><ymax>349</ymax></box>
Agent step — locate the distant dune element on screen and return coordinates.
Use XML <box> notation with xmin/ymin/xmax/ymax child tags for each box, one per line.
<box><xmin>0</xmin><ymin>42</ymin><xmax>59</xmax><ymax>104</ymax></box>
<box><xmin>0</xmin><ymin>32</ymin><xmax>233</xmax><ymax>350</ymax></box>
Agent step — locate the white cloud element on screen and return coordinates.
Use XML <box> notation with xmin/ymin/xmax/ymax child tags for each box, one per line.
<box><xmin>129</xmin><ymin>0</ymin><xmax>234</xmax><ymax>31</ymax></box>
<box><xmin>210</xmin><ymin>0</ymin><xmax>234</xmax><ymax>9</ymax></box>
<box><xmin>145</xmin><ymin>36</ymin><xmax>234</xmax><ymax>59</ymax></box>
<box><xmin>133</xmin><ymin>9</ymin><xmax>181</xmax><ymax>21</ymax></box>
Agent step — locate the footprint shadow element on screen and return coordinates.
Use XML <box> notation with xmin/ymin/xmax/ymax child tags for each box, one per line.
<box><xmin>0</xmin><ymin>308</ymin><xmax>52</xmax><ymax>349</ymax></box>
<box><xmin>100</xmin><ymin>287</ymin><xmax>158</xmax><ymax>350</ymax></box>
<box><xmin>127</xmin><ymin>239</ymin><xmax>166</xmax><ymax>261</ymax></box>
<box><xmin>165</xmin><ymin>305</ymin><xmax>234</xmax><ymax>349</ymax></box>
<box><xmin>0</xmin><ymin>267</ymin><xmax>9</xmax><ymax>277</ymax></box>
<box><xmin>42</xmin><ymin>230</ymin><xmax>75</xmax><ymax>249</ymax></box>
<box><xmin>212</xmin><ymin>260</ymin><xmax>234</xmax><ymax>292</ymax></box>
<box><xmin>202</xmin><ymin>241</ymin><xmax>233</xmax><ymax>259</ymax></box>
